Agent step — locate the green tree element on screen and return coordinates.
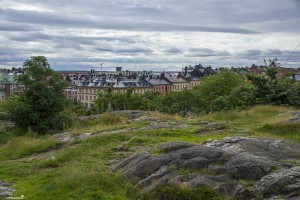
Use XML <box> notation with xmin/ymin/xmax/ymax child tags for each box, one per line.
<box><xmin>197</xmin><ymin>70</ymin><xmax>247</xmax><ymax>111</ymax></box>
<box><xmin>246</xmin><ymin>58</ymin><xmax>297</xmax><ymax>105</ymax></box>
<box><xmin>3</xmin><ymin>56</ymin><xmax>70</xmax><ymax>133</ymax></box>
<box><xmin>262</xmin><ymin>58</ymin><xmax>280</xmax><ymax>80</ymax></box>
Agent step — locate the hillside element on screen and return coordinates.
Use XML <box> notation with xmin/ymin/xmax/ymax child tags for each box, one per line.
<box><xmin>0</xmin><ymin>105</ymin><xmax>300</xmax><ymax>200</ymax></box>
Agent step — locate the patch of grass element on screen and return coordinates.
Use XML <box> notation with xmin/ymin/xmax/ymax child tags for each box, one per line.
<box><xmin>201</xmin><ymin>105</ymin><xmax>293</xmax><ymax>125</ymax></box>
<box><xmin>201</xmin><ymin>109</ymin><xmax>240</xmax><ymax>122</ymax></box>
<box><xmin>196</xmin><ymin>105</ymin><xmax>300</xmax><ymax>143</ymax></box>
<box><xmin>255</xmin><ymin>123</ymin><xmax>300</xmax><ymax>143</ymax></box>
<box><xmin>147</xmin><ymin>112</ymin><xmax>183</xmax><ymax>121</ymax></box>
<box><xmin>0</xmin><ymin>136</ymin><xmax>61</xmax><ymax>160</ymax></box>
<box><xmin>239</xmin><ymin>179</ymin><xmax>254</xmax><ymax>187</ymax></box>
<box><xmin>126</xmin><ymin>129</ymin><xmax>234</xmax><ymax>148</ymax></box>
<box><xmin>87</xmin><ymin>113</ymin><xmax>125</xmax><ymax>126</ymax></box>
<box><xmin>0</xmin><ymin>133</ymin><xmax>138</xmax><ymax>200</ymax></box>
<box><xmin>280</xmin><ymin>159</ymin><xmax>298</xmax><ymax>165</ymax></box>
<box><xmin>141</xmin><ymin>185</ymin><xmax>216</xmax><ymax>200</ymax></box>
<box><xmin>68</xmin><ymin>114</ymin><xmax>146</xmax><ymax>135</ymax></box>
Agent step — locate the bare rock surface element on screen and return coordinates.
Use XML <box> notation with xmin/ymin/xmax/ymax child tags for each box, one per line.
<box><xmin>0</xmin><ymin>180</ymin><xmax>14</xmax><ymax>198</ymax></box>
<box><xmin>112</xmin><ymin>136</ymin><xmax>300</xmax><ymax>199</ymax></box>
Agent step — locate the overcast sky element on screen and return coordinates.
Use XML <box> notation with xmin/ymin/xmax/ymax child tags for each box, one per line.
<box><xmin>1</xmin><ymin>0</ymin><xmax>300</xmax><ymax>71</ymax></box>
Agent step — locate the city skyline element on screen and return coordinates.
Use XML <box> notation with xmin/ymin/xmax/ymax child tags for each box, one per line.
<box><xmin>1</xmin><ymin>0</ymin><xmax>300</xmax><ymax>71</ymax></box>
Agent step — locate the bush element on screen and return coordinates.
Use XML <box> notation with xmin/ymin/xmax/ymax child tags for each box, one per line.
<box><xmin>1</xmin><ymin>56</ymin><xmax>70</xmax><ymax>134</ymax></box>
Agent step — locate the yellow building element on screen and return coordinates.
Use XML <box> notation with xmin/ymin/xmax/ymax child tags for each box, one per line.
<box><xmin>188</xmin><ymin>77</ymin><xmax>201</xmax><ymax>88</ymax></box>
<box><xmin>163</xmin><ymin>73</ymin><xmax>189</xmax><ymax>92</ymax></box>
<box><xmin>77</xmin><ymin>78</ymin><xmax>152</xmax><ymax>108</ymax></box>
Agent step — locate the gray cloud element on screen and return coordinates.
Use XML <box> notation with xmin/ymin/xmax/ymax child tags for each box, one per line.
<box><xmin>187</xmin><ymin>48</ymin><xmax>231</xmax><ymax>57</ymax></box>
<box><xmin>163</xmin><ymin>47</ymin><xmax>183</xmax><ymax>54</ymax></box>
<box><xmin>0</xmin><ymin>0</ymin><xmax>300</xmax><ymax>69</ymax></box>
<box><xmin>0</xmin><ymin>8</ymin><xmax>257</xmax><ymax>34</ymax></box>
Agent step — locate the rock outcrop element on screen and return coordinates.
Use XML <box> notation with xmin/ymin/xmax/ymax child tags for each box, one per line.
<box><xmin>112</xmin><ymin>136</ymin><xmax>300</xmax><ymax>199</ymax></box>
<box><xmin>0</xmin><ymin>180</ymin><xmax>14</xmax><ymax>198</ymax></box>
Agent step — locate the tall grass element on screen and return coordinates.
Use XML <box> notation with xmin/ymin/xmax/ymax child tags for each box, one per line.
<box><xmin>147</xmin><ymin>112</ymin><xmax>183</xmax><ymax>121</ymax></box>
<box><xmin>256</xmin><ymin>123</ymin><xmax>300</xmax><ymax>143</ymax></box>
<box><xmin>198</xmin><ymin>105</ymin><xmax>300</xmax><ymax>143</ymax></box>
<box><xmin>200</xmin><ymin>105</ymin><xmax>293</xmax><ymax>126</ymax></box>
<box><xmin>0</xmin><ymin>136</ymin><xmax>61</xmax><ymax>160</ymax></box>
<box><xmin>69</xmin><ymin>113</ymin><xmax>135</xmax><ymax>135</ymax></box>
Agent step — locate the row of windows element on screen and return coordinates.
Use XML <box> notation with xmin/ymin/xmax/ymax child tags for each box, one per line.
<box><xmin>190</xmin><ymin>82</ymin><xmax>200</xmax><ymax>87</ymax></box>
<box><xmin>78</xmin><ymin>87</ymin><xmax>151</xmax><ymax>94</ymax></box>
<box><xmin>78</xmin><ymin>95</ymin><xmax>97</xmax><ymax>101</ymax></box>
<box><xmin>172</xmin><ymin>84</ymin><xmax>188</xmax><ymax>90</ymax></box>
<box><xmin>65</xmin><ymin>91</ymin><xmax>77</xmax><ymax>96</ymax></box>
<box><xmin>78</xmin><ymin>83</ymin><xmax>199</xmax><ymax>95</ymax></box>
<box><xmin>134</xmin><ymin>88</ymin><xmax>150</xmax><ymax>94</ymax></box>
<box><xmin>78</xmin><ymin>88</ymin><xmax>104</xmax><ymax>94</ymax></box>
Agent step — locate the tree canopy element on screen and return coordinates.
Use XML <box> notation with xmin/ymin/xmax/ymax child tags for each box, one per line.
<box><xmin>2</xmin><ymin>56</ymin><xmax>71</xmax><ymax>134</ymax></box>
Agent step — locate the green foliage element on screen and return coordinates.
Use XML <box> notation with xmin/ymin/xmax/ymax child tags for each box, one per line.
<box><xmin>198</xmin><ymin>70</ymin><xmax>246</xmax><ymax>104</ymax></box>
<box><xmin>288</xmin><ymin>81</ymin><xmax>300</xmax><ymax>107</ymax></box>
<box><xmin>90</xmin><ymin>88</ymin><xmax>204</xmax><ymax>116</ymax></box>
<box><xmin>228</xmin><ymin>84</ymin><xmax>255</xmax><ymax>108</ymax></box>
<box><xmin>197</xmin><ymin>70</ymin><xmax>250</xmax><ymax>112</ymax></box>
<box><xmin>263</xmin><ymin>58</ymin><xmax>280</xmax><ymax>80</ymax></box>
<box><xmin>209</xmin><ymin>96</ymin><xmax>232</xmax><ymax>112</ymax></box>
<box><xmin>246</xmin><ymin>58</ymin><xmax>299</xmax><ymax>106</ymax></box>
<box><xmin>1</xmin><ymin>56</ymin><xmax>71</xmax><ymax>134</ymax></box>
<box><xmin>156</xmin><ymin>90</ymin><xmax>204</xmax><ymax>115</ymax></box>
<box><xmin>0</xmin><ymin>105</ymin><xmax>298</xmax><ymax>199</ymax></box>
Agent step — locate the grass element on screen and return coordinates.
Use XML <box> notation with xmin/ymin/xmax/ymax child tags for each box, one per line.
<box><xmin>141</xmin><ymin>185</ymin><xmax>216</xmax><ymax>200</ymax></box>
<box><xmin>68</xmin><ymin>113</ymin><xmax>147</xmax><ymax>135</ymax></box>
<box><xmin>0</xmin><ymin>105</ymin><xmax>299</xmax><ymax>199</ymax></box>
<box><xmin>147</xmin><ymin>111</ymin><xmax>183</xmax><ymax>121</ymax></box>
<box><xmin>197</xmin><ymin>105</ymin><xmax>300</xmax><ymax>143</ymax></box>
<box><xmin>0</xmin><ymin>135</ymin><xmax>61</xmax><ymax>160</ymax></box>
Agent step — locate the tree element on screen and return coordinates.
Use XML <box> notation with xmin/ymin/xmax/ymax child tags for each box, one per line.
<box><xmin>3</xmin><ymin>56</ymin><xmax>70</xmax><ymax>133</ymax></box>
<box><xmin>197</xmin><ymin>70</ymin><xmax>247</xmax><ymax>111</ymax></box>
<box><xmin>262</xmin><ymin>58</ymin><xmax>280</xmax><ymax>80</ymax></box>
<box><xmin>246</xmin><ymin>58</ymin><xmax>297</xmax><ymax>105</ymax></box>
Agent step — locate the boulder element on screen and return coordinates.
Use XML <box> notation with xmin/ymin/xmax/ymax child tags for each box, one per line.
<box><xmin>112</xmin><ymin>136</ymin><xmax>300</xmax><ymax>199</ymax></box>
<box><xmin>157</xmin><ymin>142</ymin><xmax>194</xmax><ymax>153</ymax></box>
<box><xmin>0</xmin><ymin>180</ymin><xmax>14</xmax><ymax>198</ymax></box>
<box><xmin>256</xmin><ymin>166</ymin><xmax>300</xmax><ymax>198</ymax></box>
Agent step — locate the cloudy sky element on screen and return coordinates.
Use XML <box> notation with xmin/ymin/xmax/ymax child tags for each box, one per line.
<box><xmin>1</xmin><ymin>0</ymin><xmax>300</xmax><ymax>71</ymax></box>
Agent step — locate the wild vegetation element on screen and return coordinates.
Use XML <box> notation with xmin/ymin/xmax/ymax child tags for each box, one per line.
<box><xmin>0</xmin><ymin>105</ymin><xmax>299</xmax><ymax>199</ymax></box>
<box><xmin>0</xmin><ymin>57</ymin><xmax>299</xmax><ymax>199</ymax></box>
<box><xmin>0</xmin><ymin>56</ymin><xmax>72</xmax><ymax>134</ymax></box>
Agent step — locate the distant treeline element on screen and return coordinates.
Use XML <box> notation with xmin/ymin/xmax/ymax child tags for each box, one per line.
<box><xmin>84</xmin><ymin>59</ymin><xmax>300</xmax><ymax>116</ymax></box>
